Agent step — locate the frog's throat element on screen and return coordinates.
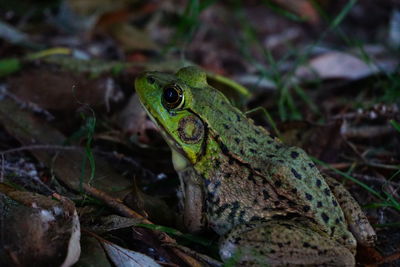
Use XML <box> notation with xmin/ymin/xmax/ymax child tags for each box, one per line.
<box><xmin>172</xmin><ymin>148</ymin><xmax>190</xmax><ymax>171</ymax></box>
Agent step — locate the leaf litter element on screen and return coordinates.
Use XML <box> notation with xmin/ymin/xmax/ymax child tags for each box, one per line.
<box><xmin>0</xmin><ymin>1</ymin><xmax>399</xmax><ymax>266</ymax></box>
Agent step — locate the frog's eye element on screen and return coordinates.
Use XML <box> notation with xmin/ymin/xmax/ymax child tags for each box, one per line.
<box><xmin>162</xmin><ymin>84</ymin><xmax>184</xmax><ymax>109</ymax></box>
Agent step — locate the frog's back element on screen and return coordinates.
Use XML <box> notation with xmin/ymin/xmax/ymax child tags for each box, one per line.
<box><xmin>191</xmin><ymin>85</ymin><xmax>355</xmax><ymax>249</ymax></box>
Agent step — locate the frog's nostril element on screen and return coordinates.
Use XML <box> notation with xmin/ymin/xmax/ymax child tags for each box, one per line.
<box><xmin>146</xmin><ymin>76</ymin><xmax>155</xmax><ymax>84</ymax></box>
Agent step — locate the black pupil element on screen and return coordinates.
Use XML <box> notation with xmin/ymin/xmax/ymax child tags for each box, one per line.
<box><xmin>163</xmin><ymin>87</ymin><xmax>179</xmax><ymax>104</ymax></box>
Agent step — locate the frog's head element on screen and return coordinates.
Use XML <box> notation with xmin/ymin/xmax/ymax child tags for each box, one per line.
<box><xmin>135</xmin><ymin>66</ymin><xmax>209</xmax><ymax>169</ymax></box>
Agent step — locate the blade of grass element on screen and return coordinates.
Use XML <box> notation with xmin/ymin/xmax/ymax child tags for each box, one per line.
<box><xmin>261</xmin><ymin>0</ymin><xmax>308</xmax><ymax>22</ymax></box>
<box><xmin>328</xmin><ymin>0</ymin><xmax>358</xmax><ymax>30</ymax></box>
<box><xmin>313</xmin><ymin>157</ymin><xmax>400</xmax><ymax>212</ymax></box>
<box><xmin>138</xmin><ymin>223</ymin><xmax>214</xmax><ymax>247</ymax></box>
<box><xmin>390</xmin><ymin>120</ymin><xmax>400</xmax><ymax>132</ymax></box>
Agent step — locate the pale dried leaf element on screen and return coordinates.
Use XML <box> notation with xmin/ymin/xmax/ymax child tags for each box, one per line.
<box><xmin>296</xmin><ymin>51</ymin><xmax>380</xmax><ymax>80</ymax></box>
<box><xmin>103</xmin><ymin>242</ymin><xmax>161</xmax><ymax>267</ymax></box>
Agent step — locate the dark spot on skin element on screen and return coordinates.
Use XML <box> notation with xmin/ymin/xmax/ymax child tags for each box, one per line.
<box><xmin>214</xmin><ymin>203</ymin><xmax>230</xmax><ymax>217</ymax></box>
<box><xmin>275</xmin><ymin>144</ymin><xmax>283</xmax><ymax>150</ymax></box>
<box><xmin>291</xmin><ymin>168</ymin><xmax>302</xmax><ymax>179</ymax></box>
<box><xmin>291</xmin><ymin>151</ymin><xmax>299</xmax><ymax>159</ymax></box>
<box><xmin>332</xmin><ymin>199</ymin><xmax>338</xmax><ymax>206</ymax></box>
<box><xmin>224</xmin><ymin>172</ymin><xmax>231</xmax><ymax>178</ymax></box>
<box><xmin>223</xmin><ymin>124</ymin><xmax>230</xmax><ymax>130</ymax></box>
<box><xmin>206</xmin><ymin>192</ymin><xmax>214</xmax><ymax>202</ymax></box>
<box><xmin>236</xmin><ymin>114</ymin><xmax>241</xmax><ymax>122</ymax></box>
<box><xmin>228</xmin><ymin>201</ymin><xmax>240</xmax><ymax>222</ymax></box>
<box><xmin>317</xmin><ymin>201</ymin><xmax>323</xmax><ymax>208</ymax></box>
<box><xmin>305</xmin><ymin>193</ymin><xmax>313</xmax><ymax>201</ymax></box>
<box><xmin>238</xmin><ymin>210</ymin><xmax>246</xmax><ymax>223</ymax></box>
<box><xmin>214</xmin><ymin>159</ymin><xmax>221</xmax><ymax>168</ymax></box>
<box><xmin>262</xmin><ymin>190</ymin><xmax>270</xmax><ymax>200</ymax></box>
<box><xmin>303</xmin><ymin>242</ymin><xmax>310</xmax><ymax>248</ymax></box>
<box><xmin>318</xmin><ymin>249</ymin><xmax>328</xmax><ymax>256</ymax></box>
<box><xmin>278</xmin><ymin>195</ymin><xmax>286</xmax><ymax>200</ymax></box>
<box><xmin>291</xmin><ymin>188</ymin><xmax>298</xmax><ymax>194</ymax></box>
<box><xmin>249</xmin><ymin>148</ymin><xmax>257</xmax><ymax>154</ymax></box>
<box><xmin>274</xmin><ymin>201</ymin><xmax>280</xmax><ymax>206</ymax></box>
<box><xmin>234</xmin><ymin>237</ymin><xmax>242</xmax><ymax>244</ymax></box>
<box><xmin>321</xmin><ymin>212</ymin><xmax>330</xmax><ymax>223</ymax></box>
<box><xmin>250</xmin><ymin>216</ymin><xmax>262</xmax><ymax>222</ymax></box>
<box><xmin>146</xmin><ymin>76</ymin><xmax>155</xmax><ymax>84</ymax></box>
<box><xmin>303</xmin><ymin>205</ymin><xmax>311</xmax><ymax>212</ymax></box>
<box><xmin>234</xmin><ymin>137</ymin><xmax>240</xmax><ymax>144</ymax></box>
<box><xmin>316</xmin><ymin>179</ymin><xmax>322</xmax><ymax>187</ymax></box>
<box><xmin>308</xmin><ymin>163</ymin><xmax>315</xmax><ymax>168</ymax></box>
<box><xmin>220</xmin><ymin>142</ymin><xmax>229</xmax><ymax>154</ymax></box>
<box><xmin>324</xmin><ymin>188</ymin><xmax>331</xmax><ymax>196</ymax></box>
<box><xmin>247</xmin><ymin>137</ymin><xmax>258</xmax><ymax>144</ymax></box>
<box><xmin>207</xmin><ymin>205</ymin><xmax>213</xmax><ymax>213</ymax></box>
<box><xmin>274</xmin><ymin>180</ymin><xmax>282</xmax><ymax>187</ymax></box>
<box><xmin>248</xmin><ymin>173</ymin><xmax>257</xmax><ymax>184</ymax></box>
<box><xmin>330</xmin><ymin>226</ymin><xmax>336</xmax><ymax>236</ymax></box>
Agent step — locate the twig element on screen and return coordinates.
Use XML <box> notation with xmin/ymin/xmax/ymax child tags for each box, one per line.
<box><xmin>0</xmin><ymin>145</ymin><xmax>81</xmax><ymax>155</ymax></box>
<box><xmin>82</xmin><ymin>184</ymin><xmax>203</xmax><ymax>267</ymax></box>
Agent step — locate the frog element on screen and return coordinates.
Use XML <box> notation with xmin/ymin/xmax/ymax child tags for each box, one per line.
<box><xmin>135</xmin><ymin>66</ymin><xmax>376</xmax><ymax>266</ymax></box>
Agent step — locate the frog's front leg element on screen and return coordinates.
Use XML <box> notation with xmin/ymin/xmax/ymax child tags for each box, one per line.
<box><xmin>325</xmin><ymin>176</ymin><xmax>377</xmax><ymax>247</ymax></box>
<box><xmin>178</xmin><ymin>167</ymin><xmax>205</xmax><ymax>233</ymax></box>
<box><xmin>219</xmin><ymin>219</ymin><xmax>355</xmax><ymax>266</ymax></box>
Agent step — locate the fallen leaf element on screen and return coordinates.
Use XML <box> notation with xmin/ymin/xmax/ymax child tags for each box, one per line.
<box><xmin>0</xmin><ymin>184</ymin><xmax>81</xmax><ymax>267</ymax></box>
<box><xmin>7</xmin><ymin>67</ymin><xmax>124</xmax><ymax>112</ymax></box>
<box><xmin>295</xmin><ymin>51</ymin><xmax>396</xmax><ymax>81</ymax></box>
<box><xmin>102</xmin><ymin>241</ymin><xmax>161</xmax><ymax>267</ymax></box>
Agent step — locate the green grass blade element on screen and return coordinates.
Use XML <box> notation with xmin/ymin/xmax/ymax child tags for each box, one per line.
<box><xmin>138</xmin><ymin>223</ymin><xmax>214</xmax><ymax>247</ymax></box>
<box><xmin>390</xmin><ymin>120</ymin><xmax>400</xmax><ymax>132</ymax></box>
<box><xmin>329</xmin><ymin>0</ymin><xmax>358</xmax><ymax>30</ymax></box>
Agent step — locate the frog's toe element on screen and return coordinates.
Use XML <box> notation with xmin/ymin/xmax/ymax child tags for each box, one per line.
<box><xmin>219</xmin><ymin>220</ymin><xmax>355</xmax><ymax>266</ymax></box>
<box><xmin>325</xmin><ymin>176</ymin><xmax>377</xmax><ymax>247</ymax></box>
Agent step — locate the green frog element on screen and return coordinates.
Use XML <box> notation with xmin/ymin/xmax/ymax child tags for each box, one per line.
<box><xmin>135</xmin><ymin>66</ymin><xmax>376</xmax><ymax>266</ymax></box>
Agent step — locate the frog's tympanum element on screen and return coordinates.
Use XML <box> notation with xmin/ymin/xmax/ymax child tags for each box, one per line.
<box><xmin>135</xmin><ymin>67</ymin><xmax>376</xmax><ymax>266</ymax></box>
